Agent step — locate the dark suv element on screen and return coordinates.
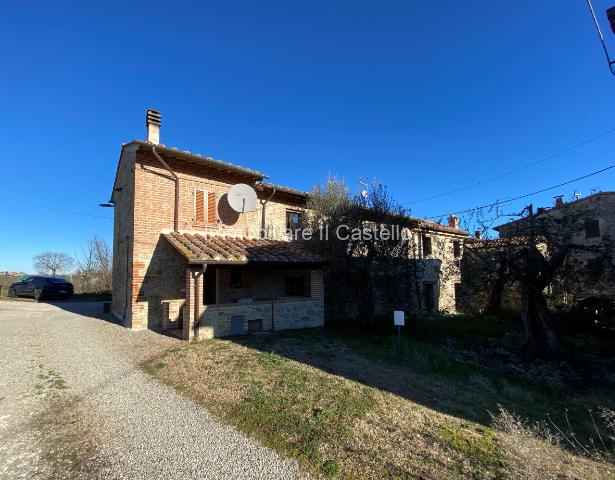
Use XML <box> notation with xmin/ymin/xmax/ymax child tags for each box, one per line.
<box><xmin>8</xmin><ymin>276</ymin><xmax>74</xmax><ymax>301</ymax></box>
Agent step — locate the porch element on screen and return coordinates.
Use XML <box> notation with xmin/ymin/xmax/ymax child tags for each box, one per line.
<box><xmin>163</xmin><ymin>232</ymin><xmax>325</xmax><ymax>340</ymax></box>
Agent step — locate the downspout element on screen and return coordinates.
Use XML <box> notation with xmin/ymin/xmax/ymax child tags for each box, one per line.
<box><xmin>151</xmin><ymin>146</ymin><xmax>179</xmax><ymax>232</ymax></box>
<box><xmin>259</xmin><ymin>187</ymin><xmax>276</xmax><ymax>238</ymax></box>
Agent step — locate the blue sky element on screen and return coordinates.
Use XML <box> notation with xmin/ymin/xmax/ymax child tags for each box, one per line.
<box><xmin>1</xmin><ymin>0</ymin><xmax>615</xmax><ymax>272</ymax></box>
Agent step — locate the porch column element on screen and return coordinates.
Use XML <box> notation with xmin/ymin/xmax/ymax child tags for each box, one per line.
<box><xmin>183</xmin><ymin>267</ymin><xmax>204</xmax><ymax>341</ymax></box>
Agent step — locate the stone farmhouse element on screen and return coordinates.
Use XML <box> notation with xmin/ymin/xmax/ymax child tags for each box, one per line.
<box><xmin>494</xmin><ymin>191</ymin><xmax>615</xmax><ymax>300</ymax></box>
<box><xmin>110</xmin><ymin>110</ymin><xmax>468</xmax><ymax>340</ymax></box>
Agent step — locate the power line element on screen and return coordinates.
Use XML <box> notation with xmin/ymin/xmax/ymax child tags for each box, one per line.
<box><xmin>0</xmin><ymin>193</ymin><xmax>113</xmax><ymax>220</ymax></box>
<box><xmin>422</xmin><ymin>162</ymin><xmax>615</xmax><ymax>220</ymax></box>
<box><xmin>406</xmin><ymin>127</ymin><xmax>615</xmax><ymax>205</ymax></box>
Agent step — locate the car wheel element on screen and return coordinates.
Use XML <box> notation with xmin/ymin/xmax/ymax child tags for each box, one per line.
<box><xmin>8</xmin><ymin>287</ymin><xmax>16</xmax><ymax>297</ymax></box>
<box><xmin>34</xmin><ymin>289</ymin><xmax>43</xmax><ymax>302</ymax></box>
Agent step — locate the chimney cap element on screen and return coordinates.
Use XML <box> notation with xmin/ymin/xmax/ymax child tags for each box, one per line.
<box><xmin>474</xmin><ymin>230</ymin><xmax>482</xmax><ymax>239</ymax></box>
<box><xmin>447</xmin><ymin>214</ymin><xmax>460</xmax><ymax>229</ymax></box>
<box><xmin>146</xmin><ymin>108</ymin><xmax>161</xmax><ymax>126</ymax></box>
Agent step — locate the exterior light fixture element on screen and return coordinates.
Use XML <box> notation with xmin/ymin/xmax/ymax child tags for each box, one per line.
<box><xmin>586</xmin><ymin>0</ymin><xmax>615</xmax><ymax>76</ymax></box>
<box><xmin>608</xmin><ymin>6</ymin><xmax>615</xmax><ymax>34</ymax></box>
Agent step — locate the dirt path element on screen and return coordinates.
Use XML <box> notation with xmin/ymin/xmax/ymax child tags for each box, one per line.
<box><xmin>0</xmin><ymin>300</ymin><xmax>306</xmax><ymax>479</ymax></box>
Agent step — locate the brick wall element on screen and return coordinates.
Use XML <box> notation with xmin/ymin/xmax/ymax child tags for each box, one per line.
<box><xmin>114</xmin><ymin>145</ymin><xmax>308</xmax><ymax>330</ymax></box>
<box><xmin>111</xmin><ymin>146</ymin><xmax>136</xmax><ymax>324</ymax></box>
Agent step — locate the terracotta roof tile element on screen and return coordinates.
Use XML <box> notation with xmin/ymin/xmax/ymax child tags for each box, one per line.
<box><xmin>163</xmin><ymin>232</ymin><xmax>323</xmax><ymax>264</ymax></box>
<box><xmin>465</xmin><ymin>235</ymin><xmax>548</xmax><ymax>249</ymax></box>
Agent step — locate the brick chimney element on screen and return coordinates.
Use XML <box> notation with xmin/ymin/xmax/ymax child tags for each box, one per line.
<box><xmin>146</xmin><ymin>109</ymin><xmax>161</xmax><ymax>145</ymax></box>
<box><xmin>448</xmin><ymin>214</ymin><xmax>459</xmax><ymax>229</ymax></box>
<box><xmin>554</xmin><ymin>195</ymin><xmax>564</xmax><ymax>208</ymax></box>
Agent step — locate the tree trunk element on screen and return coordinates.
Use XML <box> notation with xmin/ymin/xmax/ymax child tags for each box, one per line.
<box><xmin>520</xmin><ymin>283</ymin><xmax>563</xmax><ymax>359</ymax></box>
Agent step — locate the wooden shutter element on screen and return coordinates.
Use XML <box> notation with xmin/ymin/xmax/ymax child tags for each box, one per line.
<box><xmin>195</xmin><ymin>190</ymin><xmax>205</xmax><ymax>224</ymax></box>
<box><xmin>207</xmin><ymin>192</ymin><xmax>217</xmax><ymax>224</ymax></box>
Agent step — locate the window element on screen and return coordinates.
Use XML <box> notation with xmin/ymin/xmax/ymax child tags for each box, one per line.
<box><xmin>286</xmin><ymin>210</ymin><xmax>302</xmax><ymax>232</ymax></box>
<box><xmin>422</xmin><ymin>235</ymin><xmax>432</xmax><ymax>256</ymax></box>
<box><xmin>453</xmin><ymin>240</ymin><xmax>461</xmax><ymax>258</ymax></box>
<box><xmin>584</xmin><ymin>219</ymin><xmax>600</xmax><ymax>239</ymax></box>
<box><xmin>194</xmin><ymin>189</ymin><xmax>218</xmax><ymax>224</ymax></box>
<box><xmin>248</xmin><ymin>319</ymin><xmax>263</xmax><ymax>332</ymax></box>
<box><xmin>230</xmin><ymin>268</ymin><xmax>242</xmax><ymax>288</ymax></box>
<box><xmin>285</xmin><ymin>276</ymin><xmax>306</xmax><ymax>297</ymax></box>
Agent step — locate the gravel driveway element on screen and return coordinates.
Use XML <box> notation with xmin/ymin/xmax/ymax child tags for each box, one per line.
<box><xmin>0</xmin><ymin>300</ymin><xmax>306</xmax><ymax>479</ymax></box>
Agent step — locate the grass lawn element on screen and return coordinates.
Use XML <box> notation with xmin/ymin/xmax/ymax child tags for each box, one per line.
<box><xmin>146</xmin><ymin>327</ymin><xmax>615</xmax><ymax>479</ymax></box>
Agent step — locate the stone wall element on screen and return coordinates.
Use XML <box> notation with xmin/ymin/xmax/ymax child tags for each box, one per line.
<box><xmin>197</xmin><ymin>298</ymin><xmax>324</xmax><ymax>339</ymax></box>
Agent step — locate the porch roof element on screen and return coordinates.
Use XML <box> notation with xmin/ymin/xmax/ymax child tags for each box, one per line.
<box><xmin>163</xmin><ymin>232</ymin><xmax>324</xmax><ymax>265</ymax></box>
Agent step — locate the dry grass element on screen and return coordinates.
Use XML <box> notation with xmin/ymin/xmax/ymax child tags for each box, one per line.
<box><xmin>27</xmin><ymin>365</ymin><xmax>113</xmax><ymax>479</ymax></box>
<box><xmin>31</xmin><ymin>395</ymin><xmax>113</xmax><ymax>480</ymax></box>
<box><xmin>492</xmin><ymin>407</ymin><xmax>614</xmax><ymax>480</ymax></box>
<box><xmin>145</xmin><ymin>328</ymin><xmax>615</xmax><ymax>479</ymax></box>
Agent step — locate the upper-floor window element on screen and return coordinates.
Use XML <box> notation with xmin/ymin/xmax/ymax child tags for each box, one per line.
<box><xmin>453</xmin><ymin>240</ymin><xmax>461</xmax><ymax>258</ymax></box>
<box><xmin>286</xmin><ymin>210</ymin><xmax>302</xmax><ymax>232</ymax></box>
<box><xmin>422</xmin><ymin>234</ymin><xmax>432</xmax><ymax>256</ymax></box>
<box><xmin>584</xmin><ymin>219</ymin><xmax>600</xmax><ymax>239</ymax></box>
<box><xmin>194</xmin><ymin>189</ymin><xmax>217</xmax><ymax>224</ymax></box>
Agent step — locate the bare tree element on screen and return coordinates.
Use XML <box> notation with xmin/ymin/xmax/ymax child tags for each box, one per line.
<box><xmin>74</xmin><ymin>236</ymin><xmax>112</xmax><ymax>293</ymax></box>
<box><xmin>33</xmin><ymin>252</ymin><xmax>74</xmax><ymax>277</ymax></box>
<box><xmin>463</xmin><ymin>203</ymin><xmax>614</xmax><ymax>359</ymax></box>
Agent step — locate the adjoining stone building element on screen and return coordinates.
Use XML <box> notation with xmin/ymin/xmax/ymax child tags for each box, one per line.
<box><xmin>405</xmin><ymin>215</ymin><xmax>467</xmax><ymax>313</ymax></box>
<box><xmin>494</xmin><ymin>192</ymin><xmax>615</xmax><ymax>301</ymax></box>
<box><xmin>110</xmin><ymin>110</ymin><xmax>469</xmax><ymax>340</ymax></box>
<box><xmin>461</xmin><ymin>192</ymin><xmax>615</xmax><ymax>313</ymax></box>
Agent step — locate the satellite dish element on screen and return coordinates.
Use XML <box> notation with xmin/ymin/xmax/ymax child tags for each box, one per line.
<box><xmin>228</xmin><ymin>183</ymin><xmax>258</xmax><ymax>213</ymax></box>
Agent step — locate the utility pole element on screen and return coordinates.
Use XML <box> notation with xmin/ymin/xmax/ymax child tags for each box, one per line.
<box><xmin>586</xmin><ymin>0</ymin><xmax>615</xmax><ymax>76</ymax></box>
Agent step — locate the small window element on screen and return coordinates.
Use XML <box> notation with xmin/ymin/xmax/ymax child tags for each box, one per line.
<box><xmin>286</xmin><ymin>210</ymin><xmax>302</xmax><ymax>232</ymax></box>
<box><xmin>285</xmin><ymin>277</ymin><xmax>306</xmax><ymax>297</ymax></box>
<box><xmin>453</xmin><ymin>241</ymin><xmax>461</xmax><ymax>258</ymax></box>
<box><xmin>230</xmin><ymin>269</ymin><xmax>242</xmax><ymax>288</ymax></box>
<box><xmin>248</xmin><ymin>319</ymin><xmax>263</xmax><ymax>332</ymax></box>
<box><xmin>584</xmin><ymin>219</ymin><xmax>600</xmax><ymax>239</ymax></box>
<box><xmin>194</xmin><ymin>190</ymin><xmax>218</xmax><ymax>224</ymax></box>
<box><xmin>422</xmin><ymin>235</ymin><xmax>432</xmax><ymax>256</ymax></box>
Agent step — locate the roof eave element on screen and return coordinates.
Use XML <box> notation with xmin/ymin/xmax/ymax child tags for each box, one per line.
<box><xmin>128</xmin><ymin>140</ymin><xmax>269</xmax><ymax>180</ymax></box>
